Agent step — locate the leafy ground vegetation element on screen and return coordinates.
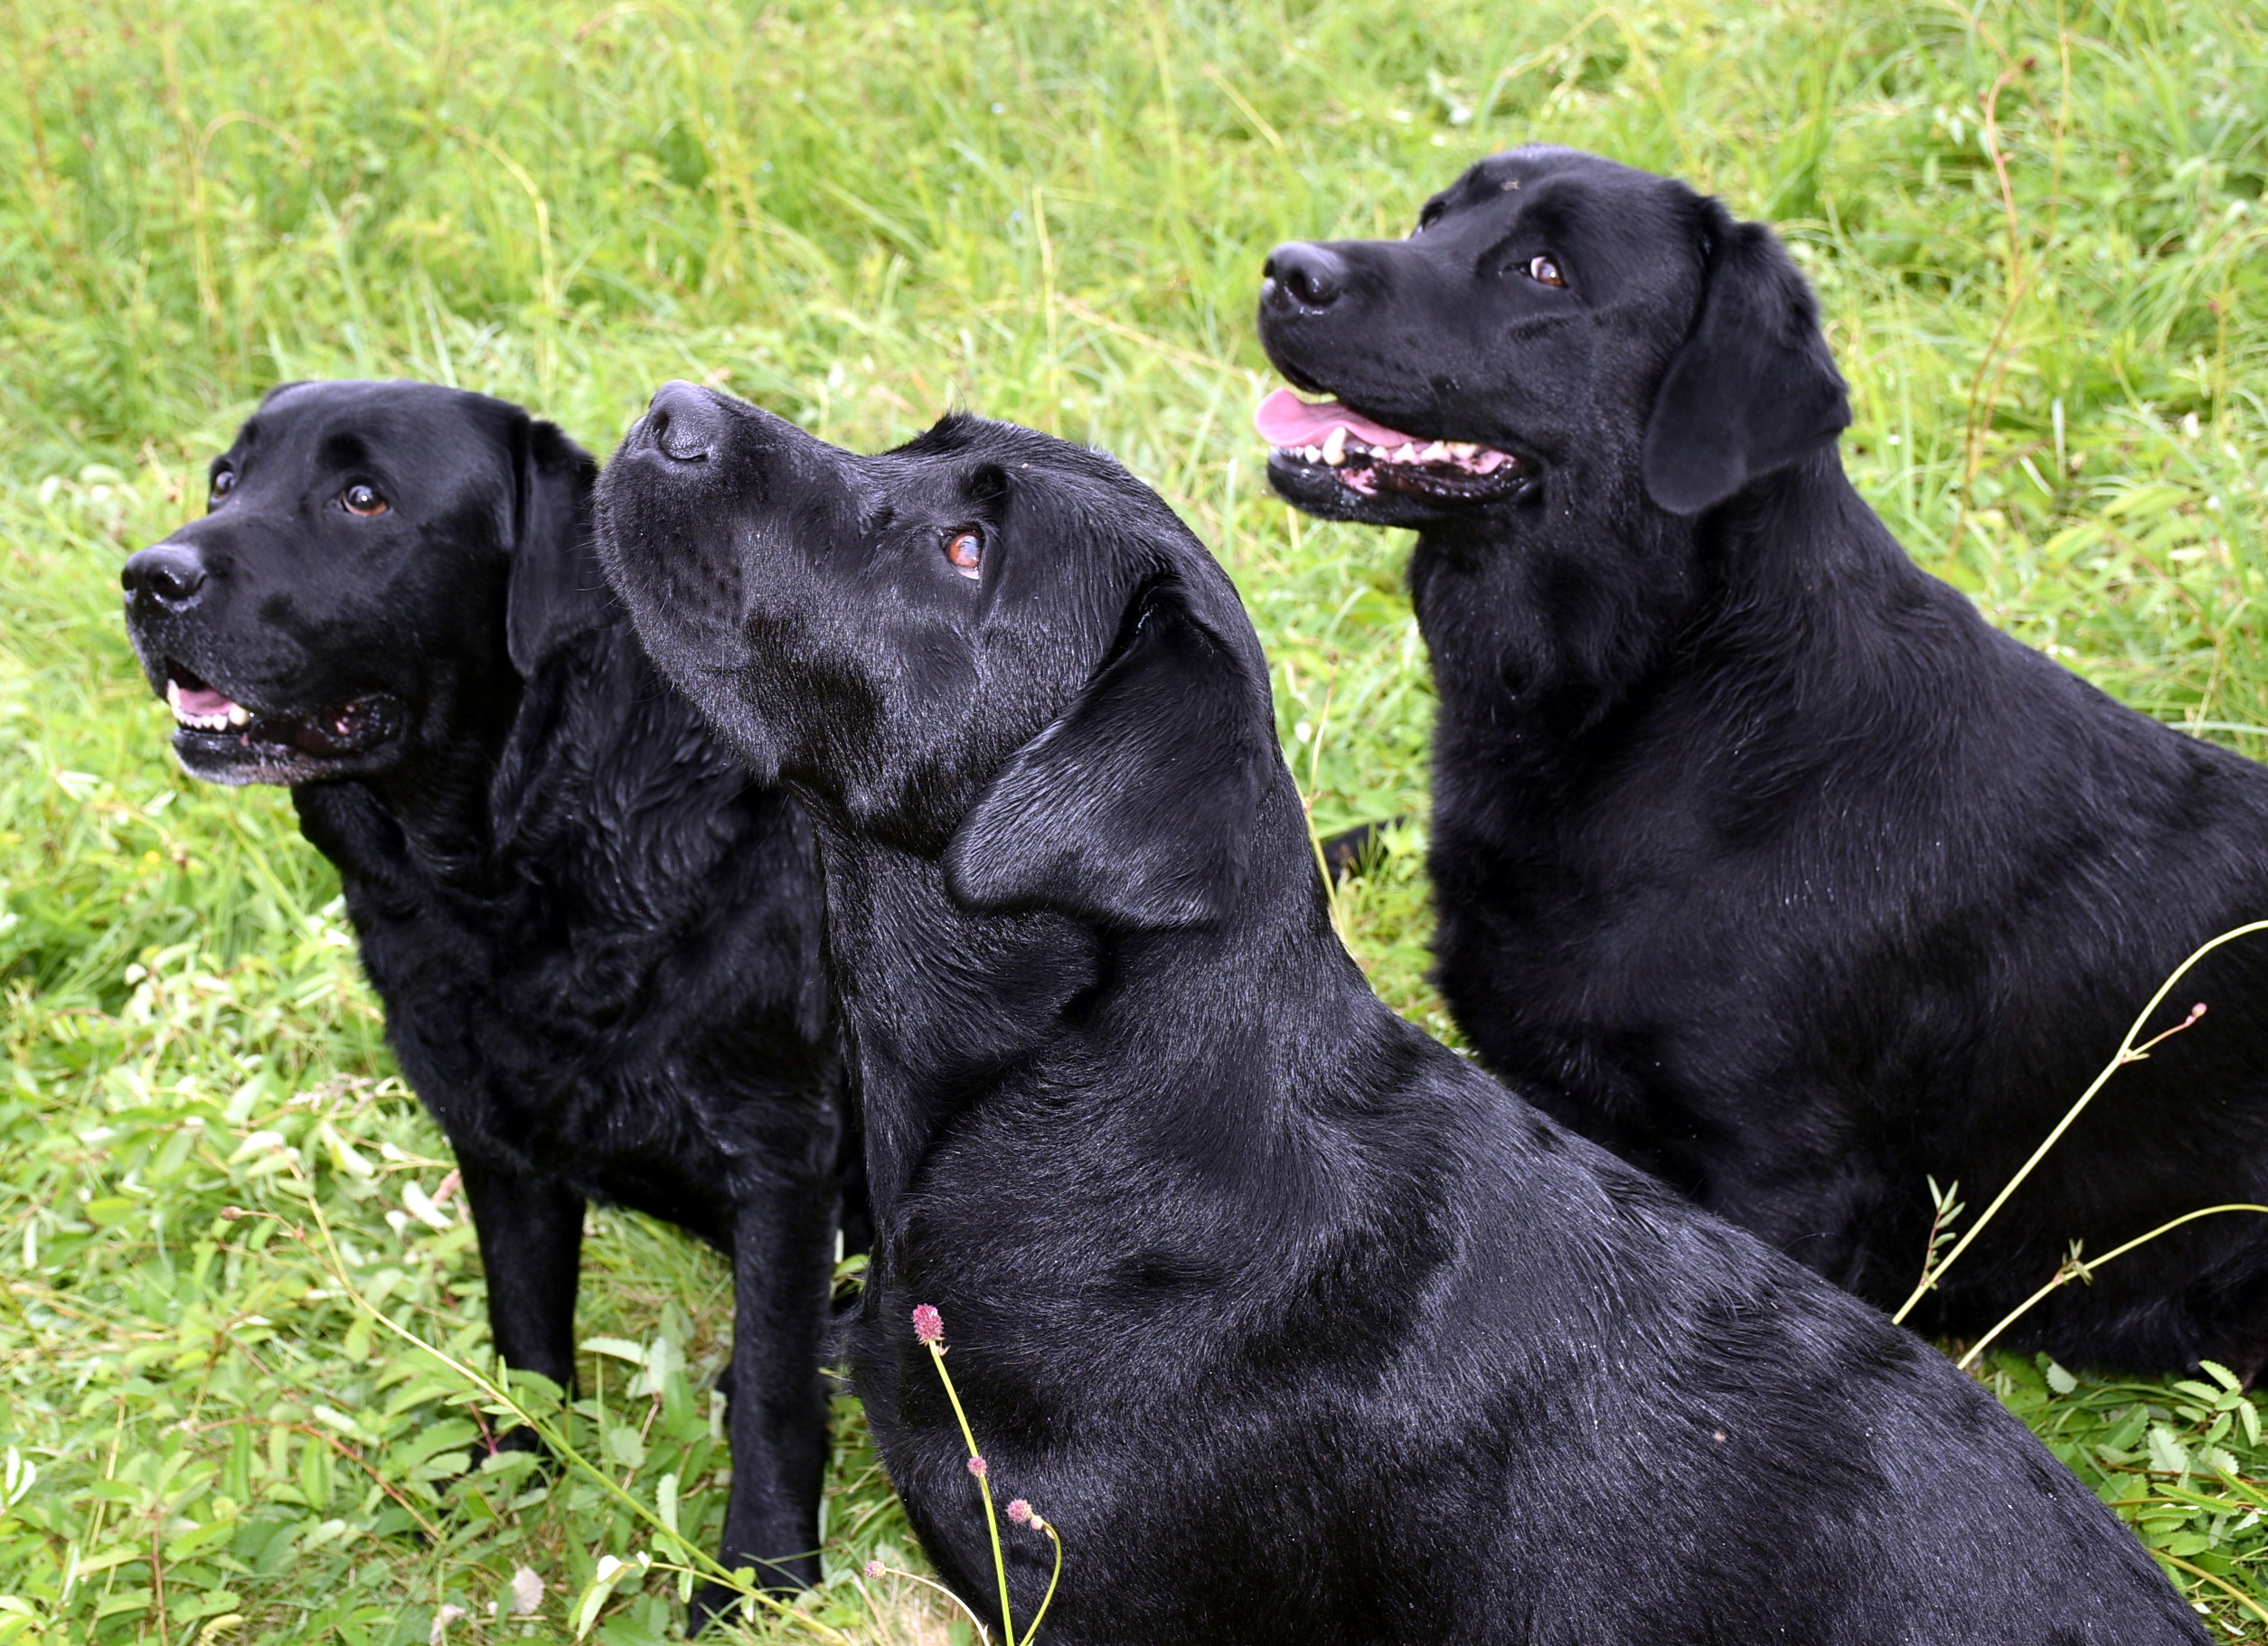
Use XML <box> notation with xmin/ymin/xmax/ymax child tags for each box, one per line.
<box><xmin>2</xmin><ymin>0</ymin><xmax>2267</xmax><ymax>1639</ymax></box>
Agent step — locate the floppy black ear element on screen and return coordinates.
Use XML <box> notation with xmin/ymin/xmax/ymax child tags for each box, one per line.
<box><xmin>1641</xmin><ymin>204</ymin><xmax>1850</xmax><ymax>515</ymax></box>
<box><xmin>944</xmin><ymin>577</ymin><xmax>1274</xmax><ymax>930</ymax></box>
<box><xmin>504</xmin><ymin>418</ymin><xmax>608</xmax><ymax>674</ymax></box>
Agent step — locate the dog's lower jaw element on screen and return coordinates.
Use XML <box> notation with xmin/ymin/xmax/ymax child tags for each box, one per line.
<box><xmin>1265</xmin><ymin>449</ymin><xmax>1535</xmax><ymax>530</ymax></box>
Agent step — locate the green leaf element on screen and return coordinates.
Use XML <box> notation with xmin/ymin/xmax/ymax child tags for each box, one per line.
<box><xmin>581</xmin><ymin>1338</ymin><xmax>646</xmax><ymax>1366</ymax></box>
<box><xmin>2148</xmin><ymin>1425</ymin><xmax>2191</xmax><ymax>1478</ymax></box>
<box><xmin>604</xmin><ymin>1427</ymin><xmax>646</xmax><ymax>1472</ymax></box>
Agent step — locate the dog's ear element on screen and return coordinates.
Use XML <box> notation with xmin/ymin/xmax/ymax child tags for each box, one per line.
<box><xmin>504</xmin><ymin>418</ymin><xmax>608</xmax><ymax>675</ymax></box>
<box><xmin>1641</xmin><ymin>203</ymin><xmax>1850</xmax><ymax>515</ymax></box>
<box><xmin>945</xmin><ymin>576</ymin><xmax>1274</xmax><ymax>930</ymax></box>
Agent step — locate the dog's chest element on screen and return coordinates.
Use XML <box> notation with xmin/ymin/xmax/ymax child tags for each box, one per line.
<box><xmin>310</xmin><ymin>781</ymin><xmax>827</xmax><ymax>1211</ymax></box>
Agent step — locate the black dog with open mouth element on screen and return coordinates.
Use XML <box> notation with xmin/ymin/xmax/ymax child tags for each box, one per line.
<box><xmin>122</xmin><ymin>381</ymin><xmax>849</xmax><ymax>1630</ymax></box>
<box><xmin>594</xmin><ymin>380</ymin><xmax>2202</xmax><ymax>1644</ymax></box>
<box><xmin>1256</xmin><ymin>146</ymin><xmax>2268</xmax><ymax>1374</ymax></box>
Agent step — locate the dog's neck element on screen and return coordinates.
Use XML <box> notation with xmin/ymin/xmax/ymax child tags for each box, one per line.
<box><xmin>295</xmin><ymin>646</ymin><xmax>532</xmax><ymax>895</ymax></box>
<box><xmin>800</xmin><ymin>768</ymin><xmax>1380</xmax><ymax>1246</ymax></box>
<box><xmin>1410</xmin><ymin>447</ymin><xmax>1923</xmax><ymax>785</ymax></box>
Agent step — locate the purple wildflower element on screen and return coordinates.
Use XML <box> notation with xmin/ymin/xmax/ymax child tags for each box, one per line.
<box><xmin>912</xmin><ymin>1304</ymin><xmax>945</xmax><ymax>1346</ymax></box>
<box><xmin>1006</xmin><ymin>1499</ymin><xmax>1032</xmax><ymax>1524</ymax></box>
<box><xmin>967</xmin><ymin>1455</ymin><xmax>988</xmax><ymax>1478</ymax></box>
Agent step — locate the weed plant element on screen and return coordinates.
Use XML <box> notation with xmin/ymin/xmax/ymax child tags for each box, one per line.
<box><xmin>2</xmin><ymin>0</ymin><xmax>2266</xmax><ymax>1639</ymax></box>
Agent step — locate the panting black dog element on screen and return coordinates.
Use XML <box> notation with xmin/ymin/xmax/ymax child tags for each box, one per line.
<box><xmin>1256</xmin><ymin>146</ymin><xmax>2268</xmax><ymax>1373</ymax></box>
<box><xmin>121</xmin><ymin>381</ymin><xmax>847</xmax><ymax>1629</ymax></box>
<box><xmin>593</xmin><ymin>380</ymin><xmax>2202</xmax><ymax>1644</ymax></box>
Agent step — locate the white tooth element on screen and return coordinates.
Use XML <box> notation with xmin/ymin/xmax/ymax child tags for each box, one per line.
<box><xmin>1391</xmin><ymin>443</ymin><xmax>1417</xmax><ymax>465</ymax></box>
<box><xmin>227</xmin><ymin>703</ymin><xmax>250</xmax><ymax>727</ymax></box>
<box><xmin>1447</xmin><ymin>442</ymin><xmax>1478</xmax><ymax>458</ymax></box>
<box><xmin>1419</xmin><ymin>441</ymin><xmax>1450</xmax><ymax>463</ymax></box>
<box><xmin>1321</xmin><ymin>426</ymin><xmax>1348</xmax><ymax>466</ymax></box>
<box><xmin>1303</xmin><ymin>445</ymin><xmax>1322</xmax><ymax>463</ymax></box>
<box><xmin>166</xmin><ymin>682</ymin><xmax>184</xmax><ymax>716</ymax></box>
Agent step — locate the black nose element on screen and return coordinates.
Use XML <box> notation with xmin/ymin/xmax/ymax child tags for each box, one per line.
<box><xmin>645</xmin><ymin>380</ymin><xmax>722</xmax><ymax>463</ymax></box>
<box><xmin>122</xmin><ymin>542</ymin><xmax>209</xmax><ymax>609</ymax></box>
<box><xmin>1262</xmin><ymin>242</ymin><xmax>1346</xmax><ymax>311</ymax></box>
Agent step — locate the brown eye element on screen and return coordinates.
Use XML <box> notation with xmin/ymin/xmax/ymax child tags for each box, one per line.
<box><xmin>343</xmin><ymin>483</ymin><xmax>389</xmax><ymax>517</ymax></box>
<box><xmin>1527</xmin><ymin>254</ymin><xmax>1567</xmax><ymax>287</ymax></box>
<box><xmin>945</xmin><ymin>528</ymin><xmax>983</xmax><ymax>579</ymax></box>
<box><xmin>209</xmin><ymin>468</ymin><xmax>236</xmax><ymax>505</ymax></box>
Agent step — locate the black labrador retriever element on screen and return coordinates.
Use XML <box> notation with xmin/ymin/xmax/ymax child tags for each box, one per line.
<box><xmin>121</xmin><ymin>381</ymin><xmax>845</xmax><ymax>1629</ymax></box>
<box><xmin>1256</xmin><ymin>146</ymin><xmax>2268</xmax><ymax>1373</ymax></box>
<box><xmin>592</xmin><ymin>381</ymin><xmax>2202</xmax><ymax>1644</ymax></box>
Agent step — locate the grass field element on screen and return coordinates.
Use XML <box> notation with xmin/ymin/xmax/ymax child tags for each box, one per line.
<box><xmin>3</xmin><ymin>0</ymin><xmax>2267</xmax><ymax>1639</ymax></box>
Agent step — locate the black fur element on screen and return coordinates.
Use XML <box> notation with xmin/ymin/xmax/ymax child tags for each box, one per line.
<box><xmin>121</xmin><ymin>381</ymin><xmax>848</xmax><ymax>1631</ymax></box>
<box><xmin>593</xmin><ymin>380</ymin><xmax>2202</xmax><ymax>1644</ymax></box>
<box><xmin>1256</xmin><ymin>146</ymin><xmax>2268</xmax><ymax>1374</ymax></box>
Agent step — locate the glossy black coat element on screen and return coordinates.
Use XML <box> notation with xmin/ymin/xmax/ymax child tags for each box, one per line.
<box><xmin>593</xmin><ymin>383</ymin><xmax>2202</xmax><ymax>1645</ymax></box>
<box><xmin>122</xmin><ymin>381</ymin><xmax>845</xmax><ymax>1627</ymax></box>
<box><xmin>1256</xmin><ymin>146</ymin><xmax>2268</xmax><ymax>1372</ymax></box>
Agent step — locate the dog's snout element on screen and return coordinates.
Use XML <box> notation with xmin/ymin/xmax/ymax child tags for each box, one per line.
<box><xmin>646</xmin><ymin>380</ymin><xmax>722</xmax><ymax>464</ymax></box>
<box><xmin>122</xmin><ymin>542</ymin><xmax>209</xmax><ymax>609</ymax></box>
<box><xmin>1263</xmin><ymin>243</ymin><xmax>1346</xmax><ymax>312</ymax></box>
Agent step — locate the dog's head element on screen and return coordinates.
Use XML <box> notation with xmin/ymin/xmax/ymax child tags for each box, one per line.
<box><xmin>122</xmin><ymin>381</ymin><xmax>601</xmax><ymax>785</ymax></box>
<box><xmin>595</xmin><ymin>384</ymin><xmax>1277</xmax><ymax>930</ymax></box>
<box><xmin>1255</xmin><ymin>146</ymin><xmax>1849</xmax><ymax>529</ymax></box>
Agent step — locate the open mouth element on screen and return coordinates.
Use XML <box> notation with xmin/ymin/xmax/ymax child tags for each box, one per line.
<box><xmin>163</xmin><ymin>659</ymin><xmax>401</xmax><ymax>772</ymax></box>
<box><xmin>1255</xmin><ymin>390</ymin><xmax>1528</xmax><ymax>503</ymax></box>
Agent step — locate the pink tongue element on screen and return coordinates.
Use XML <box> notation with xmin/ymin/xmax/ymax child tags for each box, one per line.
<box><xmin>177</xmin><ymin>684</ymin><xmax>235</xmax><ymax>718</ymax></box>
<box><xmin>1254</xmin><ymin>389</ymin><xmax>1421</xmax><ymax>451</ymax></box>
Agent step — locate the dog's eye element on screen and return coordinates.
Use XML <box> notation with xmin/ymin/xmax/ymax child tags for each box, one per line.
<box><xmin>208</xmin><ymin>469</ymin><xmax>236</xmax><ymax>505</ymax></box>
<box><xmin>1526</xmin><ymin>254</ymin><xmax>1567</xmax><ymax>287</ymax></box>
<box><xmin>342</xmin><ymin>483</ymin><xmax>390</xmax><ymax>518</ymax></box>
<box><xmin>944</xmin><ymin>528</ymin><xmax>983</xmax><ymax>580</ymax></box>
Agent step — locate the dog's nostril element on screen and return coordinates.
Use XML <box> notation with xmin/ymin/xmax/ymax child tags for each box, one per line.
<box><xmin>123</xmin><ymin>544</ymin><xmax>208</xmax><ymax>608</ymax></box>
<box><xmin>646</xmin><ymin>380</ymin><xmax>720</xmax><ymax>463</ymax></box>
<box><xmin>1262</xmin><ymin>242</ymin><xmax>1342</xmax><ymax>311</ymax></box>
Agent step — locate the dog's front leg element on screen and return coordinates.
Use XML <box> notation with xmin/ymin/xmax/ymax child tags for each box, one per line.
<box><xmin>456</xmin><ymin>1153</ymin><xmax>586</xmax><ymax>1447</ymax></box>
<box><xmin>689</xmin><ymin>1179</ymin><xmax>834</xmax><ymax>1633</ymax></box>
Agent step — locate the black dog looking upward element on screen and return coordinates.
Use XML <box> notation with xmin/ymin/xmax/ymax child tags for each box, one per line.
<box><xmin>1256</xmin><ymin>146</ymin><xmax>2268</xmax><ymax>1374</ymax></box>
<box><xmin>120</xmin><ymin>381</ymin><xmax>845</xmax><ymax>1630</ymax></box>
<box><xmin>594</xmin><ymin>381</ymin><xmax>2201</xmax><ymax>1645</ymax></box>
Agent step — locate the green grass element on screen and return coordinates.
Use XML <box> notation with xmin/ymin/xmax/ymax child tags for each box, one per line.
<box><xmin>3</xmin><ymin>0</ymin><xmax>2267</xmax><ymax>1638</ymax></box>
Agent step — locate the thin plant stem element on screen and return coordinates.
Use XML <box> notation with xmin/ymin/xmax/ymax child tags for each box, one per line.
<box><xmin>1020</xmin><ymin>1520</ymin><xmax>1065</xmax><ymax>1646</ymax></box>
<box><xmin>926</xmin><ymin>1340</ymin><xmax>1017</xmax><ymax>1644</ymax></box>
<box><xmin>1892</xmin><ymin>919</ymin><xmax>2268</xmax><ymax>1324</ymax></box>
<box><xmin>1956</xmin><ymin>1203</ymin><xmax>2268</xmax><ymax>1369</ymax></box>
<box><xmin>2154</xmin><ymin>1552</ymin><xmax>2268</xmax><ymax>1630</ymax></box>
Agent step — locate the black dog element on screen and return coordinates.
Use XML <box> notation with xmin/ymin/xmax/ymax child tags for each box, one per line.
<box><xmin>594</xmin><ymin>381</ymin><xmax>2202</xmax><ymax>1644</ymax></box>
<box><xmin>1255</xmin><ymin>146</ymin><xmax>2268</xmax><ymax>1373</ymax></box>
<box><xmin>121</xmin><ymin>381</ymin><xmax>845</xmax><ymax>1628</ymax></box>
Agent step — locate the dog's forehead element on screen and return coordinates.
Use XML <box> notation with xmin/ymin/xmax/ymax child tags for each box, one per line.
<box><xmin>235</xmin><ymin>383</ymin><xmax>513</xmax><ymax>484</ymax></box>
<box><xmin>876</xmin><ymin>416</ymin><xmax>1156</xmax><ymax>518</ymax></box>
<box><xmin>1437</xmin><ymin>147</ymin><xmax>1680</xmax><ymax>221</ymax></box>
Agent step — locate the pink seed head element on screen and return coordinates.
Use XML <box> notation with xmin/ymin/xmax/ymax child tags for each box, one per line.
<box><xmin>967</xmin><ymin>1455</ymin><xmax>988</xmax><ymax>1478</ymax></box>
<box><xmin>1006</xmin><ymin>1499</ymin><xmax>1031</xmax><ymax>1524</ymax></box>
<box><xmin>911</xmin><ymin>1304</ymin><xmax>945</xmax><ymax>1346</ymax></box>
<box><xmin>864</xmin><ymin>1560</ymin><xmax>884</xmax><ymax>1580</ymax></box>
